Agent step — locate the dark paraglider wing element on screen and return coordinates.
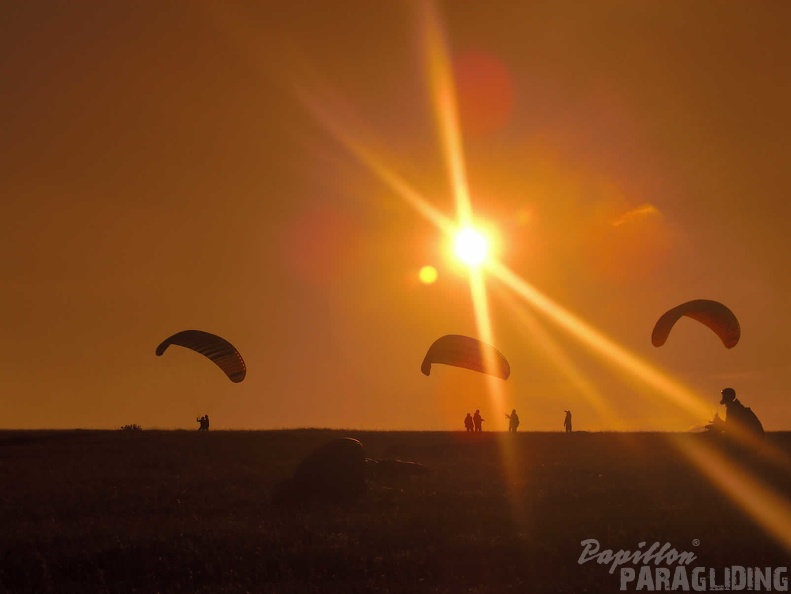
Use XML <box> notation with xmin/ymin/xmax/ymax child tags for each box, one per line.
<box><xmin>651</xmin><ymin>300</ymin><xmax>740</xmax><ymax>349</ymax></box>
<box><xmin>156</xmin><ymin>330</ymin><xmax>246</xmax><ymax>382</ymax></box>
<box><xmin>421</xmin><ymin>334</ymin><xmax>510</xmax><ymax>380</ymax></box>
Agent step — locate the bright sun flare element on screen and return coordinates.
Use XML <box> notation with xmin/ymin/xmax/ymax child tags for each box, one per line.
<box><xmin>454</xmin><ymin>227</ymin><xmax>489</xmax><ymax>267</ymax></box>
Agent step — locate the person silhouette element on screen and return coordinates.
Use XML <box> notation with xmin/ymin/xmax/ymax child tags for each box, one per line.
<box><xmin>464</xmin><ymin>413</ymin><xmax>474</xmax><ymax>432</ymax></box>
<box><xmin>505</xmin><ymin>409</ymin><xmax>520</xmax><ymax>433</ymax></box>
<box><xmin>563</xmin><ymin>410</ymin><xmax>573</xmax><ymax>433</ymax></box>
<box><xmin>473</xmin><ymin>409</ymin><xmax>484</xmax><ymax>432</ymax></box>
<box><xmin>203</xmin><ymin>414</ymin><xmax>210</xmax><ymax>431</ymax></box>
<box><xmin>718</xmin><ymin>388</ymin><xmax>763</xmax><ymax>437</ymax></box>
<box><xmin>196</xmin><ymin>415</ymin><xmax>210</xmax><ymax>431</ymax></box>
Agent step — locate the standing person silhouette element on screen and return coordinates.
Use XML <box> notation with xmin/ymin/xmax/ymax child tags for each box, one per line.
<box><xmin>196</xmin><ymin>415</ymin><xmax>210</xmax><ymax>431</ymax></box>
<box><xmin>505</xmin><ymin>409</ymin><xmax>520</xmax><ymax>433</ymax></box>
<box><xmin>563</xmin><ymin>410</ymin><xmax>573</xmax><ymax>433</ymax></box>
<box><xmin>464</xmin><ymin>413</ymin><xmax>474</xmax><ymax>432</ymax></box>
<box><xmin>473</xmin><ymin>409</ymin><xmax>484</xmax><ymax>432</ymax></box>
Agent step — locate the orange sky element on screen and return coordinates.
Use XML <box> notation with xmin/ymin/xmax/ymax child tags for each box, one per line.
<box><xmin>1</xmin><ymin>1</ymin><xmax>790</xmax><ymax>431</ymax></box>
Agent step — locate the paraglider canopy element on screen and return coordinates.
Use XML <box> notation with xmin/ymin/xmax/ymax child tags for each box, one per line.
<box><xmin>651</xmin><ymin>299</ymin><xmax>740</xmax><ymax>349</ymax></box>
<box><xmin>156</xmin><ymin>330</ymin><xmax>246</xmax><ymax>383</ymax></box>
<box><xmin>421</xmin><ymin>334</ymin><xmax>510</xmax><ymax>380</ymax></box>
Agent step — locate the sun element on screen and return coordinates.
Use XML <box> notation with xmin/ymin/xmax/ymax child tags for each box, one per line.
<box><xmin>454</xmin><ymin>227</ymin><xmax>489</xmax><ymax>267</ymax></box>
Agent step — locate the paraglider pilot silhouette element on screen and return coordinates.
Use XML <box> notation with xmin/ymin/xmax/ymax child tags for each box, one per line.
<box><xmin>505</xmin><ymin>409</ymin><xmax>519</xmax><ymax>432</ymax></box>
<box><xmin>717</xmin><ymin>387</ymin><xmax>763</xmax><ymax>437</ymax></box>
<box><xmin>473</xmin><ymin>409</ymin><xmax>485</xmax><ymax>432</ymax></box>
<box><xmin>464</xmin><ymin>413</ymin><xmax>474</xmax><ymax>432</ymax></box>
<box><xmin>563</xmin><ymin>410</ymin><xmax>573</xmax><ymax>433</ymax></box>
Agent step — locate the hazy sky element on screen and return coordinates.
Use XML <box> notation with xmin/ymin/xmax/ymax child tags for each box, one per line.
<box><xmin>2</xmin><ymin>1</ymin><xmax>790</xmax><ymax>431</ymax></box>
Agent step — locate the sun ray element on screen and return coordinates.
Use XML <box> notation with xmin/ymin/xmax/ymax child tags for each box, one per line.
<box><xmin>469</xmin><ymin>268</ymin><xmax>508</xmax><ymax>412</ymax></box>
<box><xmin>204</xmin><ymin>1</ymin><xmax>791</xmax><ymax>559</ymax></box>
<box><xmin>488</xmin><ymin>260</ymin><xmax>714</xmax><ymax>421</ymax></box>
<box><xmin>491</xmin><ymin>284</ymin><xmax>630</xmax><ymax>430</ymax></box>
<box><xmin>487</xmin><ymin>260</ymin><xmax>791</xmax><ymax>554</ymax></box>
<box><xmin>419</xmin><ymin>2</ymin><xmax>501</xmax><ymax>396</ymax></box>
<box><xmin>420</xmin><ymin>1</ymin><xmax>473</xmax><ymax>226</ymax></box>
<box><xmin>295</xmin><ymin>89</ymin><xmax>456</xmax><ymax>237</ymax></box>
<box><xmin>673</xmin><ymin>435</ymin><xmax>791</xmax><ymax>553</ymax></box>
<box><xmin>490</xmin><ymin>259</ymin><xmax>791</xmax><ymax>464</ymax></box>
<box><xmin>417</xmin><ymin>1</ymin><xmax>505</xmax><ymax>418</ymax></box>
<box><xmin>290</xmin><ymin>1</ymin><xmax>791</xmax><ymax>555</ymax></box>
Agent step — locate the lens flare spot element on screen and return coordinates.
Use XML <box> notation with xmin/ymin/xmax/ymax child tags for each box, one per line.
<box><xmin>453</xmin><ymin>50</ymin><xmax>515</xmax><ymax>137</ymax></box>
<box><xmin>419</xmin><ymin>265</ymin><xmax>438</xmax><ymax>284</ymax></box>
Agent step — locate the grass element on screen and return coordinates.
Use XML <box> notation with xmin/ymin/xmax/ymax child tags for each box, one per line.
<box><xmin>0</xmin><ymin>429</ymin><xmax>789</xmax><ymax>593</ymax></box>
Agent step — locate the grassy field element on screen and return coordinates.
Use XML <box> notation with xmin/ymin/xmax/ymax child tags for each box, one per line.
<box><xmin>1</xmin><ymin>429</ymin><xmax>789</xmax><ymax>593</ymax></box>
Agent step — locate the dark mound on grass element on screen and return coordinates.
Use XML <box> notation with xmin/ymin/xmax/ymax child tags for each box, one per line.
<box><xmin>272</xmin><ymin>437</ymin><xmax>367</xmax><ymax>506</ymax></box>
